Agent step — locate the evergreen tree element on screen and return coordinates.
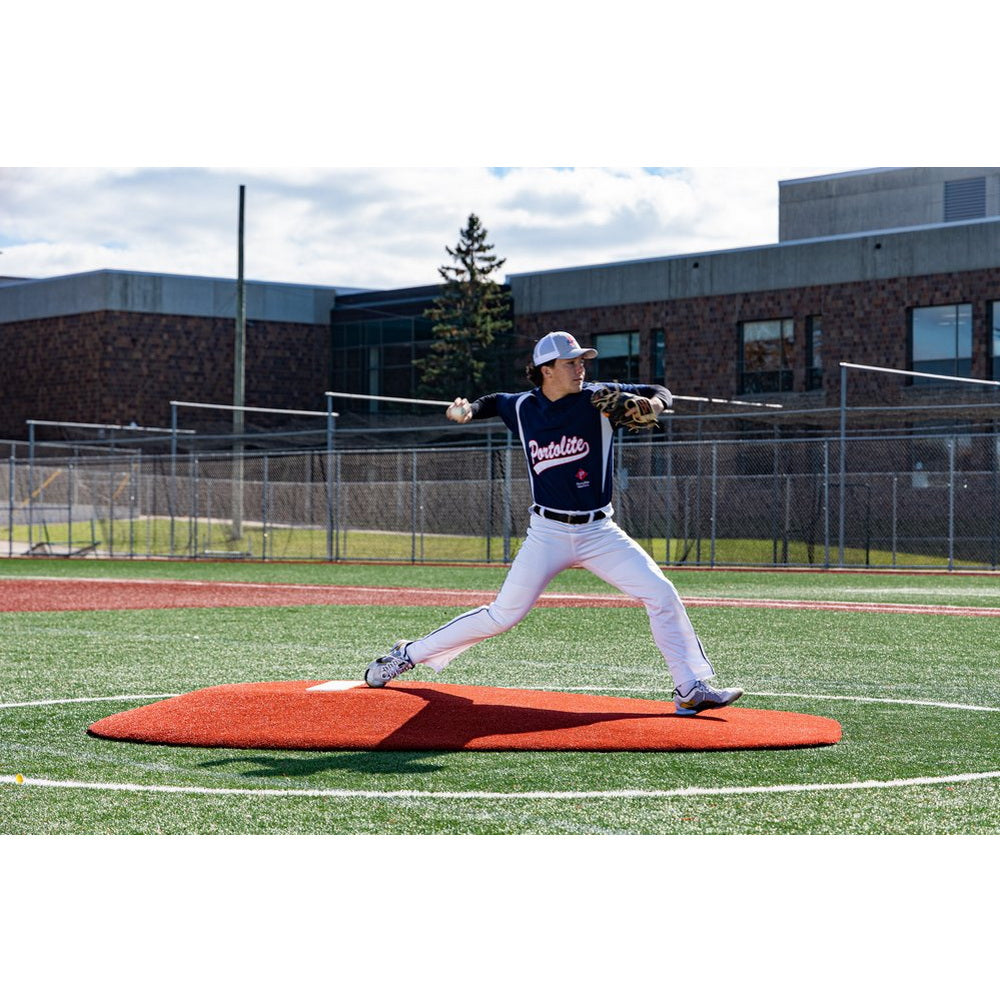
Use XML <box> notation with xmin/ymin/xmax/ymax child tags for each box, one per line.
<box><xmin>417</xmin><ymin>213</ymin><xmax>513</xmax><ymax>399</ymax></box>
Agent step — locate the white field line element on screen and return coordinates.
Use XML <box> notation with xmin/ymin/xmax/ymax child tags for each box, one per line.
<box><xmin>3</xmin><ymin>770</ymin><xmax>1000</xmax><ymax>800</ymax></box>
<box><xmin>536</xmin><ymin>687</ymin><xmax>1000</xmax><ymax>714</ymax></box>
<box><xmin>0</xmin><ymin>694</ymin><xmax>180</xmax><ymax>710</ymax></box>
<box><xmin>2</xmin><ymin>692</ymin><xmax>998</xmax><ymax>801</ymax></box>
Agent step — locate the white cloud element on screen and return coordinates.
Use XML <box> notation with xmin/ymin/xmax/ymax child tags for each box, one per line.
<box><xmin>0</xmin><ymin>164</ymin><xmax>865</xmax><ymax>289</ymax></box>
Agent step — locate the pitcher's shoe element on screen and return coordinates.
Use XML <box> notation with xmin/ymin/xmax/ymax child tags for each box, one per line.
<box><xmin>673</xmin><ymin>678</ymin><xmax>744</xmax><ymax>716</ymax></box>
<box><xmin>364</xmin><ymin>640</ymin><xmax>415</xmax><ymax>688</ymax></box>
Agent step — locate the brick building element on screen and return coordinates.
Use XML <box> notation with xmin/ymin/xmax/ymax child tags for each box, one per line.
<box><xmin>507</xmin><ymin>168</ymin><xmax>1000</xmax><ymax>429</ymax></box>
<box><xmin>2</xmin><ymin>167</ymin><xmax>999</xmax><ymax>447</ymax></box>
<box><xmin>0</xmin><ymin>270</ymin><xmax>361</xmax><ymax>443</ymax></box>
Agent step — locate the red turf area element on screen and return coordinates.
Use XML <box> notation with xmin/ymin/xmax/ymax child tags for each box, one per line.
<box><xmin>87</xmin><ymin>681</ymin><xmax>843</xmax><ymax>752</ymax></box>
<box><xmin>0</xmin><ymin>576</ymin><xmax>636</xmax><ymax>612</ymax></box>
<box><xmin>2</xmin><ymin>575</ymin><xmax>996</xmax><ymax>615</ymax></box>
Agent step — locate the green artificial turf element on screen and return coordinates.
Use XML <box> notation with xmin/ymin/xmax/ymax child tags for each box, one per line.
<box><xmin>1</xmin><ymin>561</ymin><xmax>998</xmax><ymax>834</ymax></box>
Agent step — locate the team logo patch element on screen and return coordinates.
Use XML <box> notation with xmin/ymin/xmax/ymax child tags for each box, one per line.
<box><xmin>529</xmin><ymin>436</ymin><xmax>590</xmax><ymax>474</ymax></box>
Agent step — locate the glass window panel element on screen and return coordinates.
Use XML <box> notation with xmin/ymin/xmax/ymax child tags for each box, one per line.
<box><xmin>331</xmin><ymin>321</ymin><xmax>363</xmax><ymax>348</ymax></box>
<box><xmin>741</xmin><ymin>319</ymin><xmax>793</xmax><ymax>393</ymax></box>
<box><xmin>805</xmin><ymin>316</ymin><xmax>823</xmax><ymax>390</ymax></box>
<box><xmin>383</xmin><ymin>343</ymin><xmax>412</xmax><ymax>367</ymax></box>
<box><xmin>912</xmin><ymin>304</ymin><xmax>973</xmax><ymax>380</ymax></box>
<box><xmin>742</xmin><ymin>320</ymin><xmax>786</xmax><ymax>372</ymax></box>
<box><xmin>807</xmin><ymin>316</ymin><xmax>822</xmax><ymax>365</ymax></box>
<box><xmin>652</xmin><ymin>329</ymin><xmax>665</xmax><ymax>381</ymax></box>
<box><xmin>381</xmin><ymin>318</ymin><xmax>414</xmax><ymax>343</ymax></box>
<box><xmin>594</xmin><ymin>332</ymin><xmax>637</xmax><ymax>357</ymax></box>
<box><xmin>591</xmin><ymin>331</ymin><xmax>639</xmax><ymax>381</ymax></box>
<box><xmin>992</xmin><ymin>302</ymin><xmax>1000</xmax><ymax>380</ymax></box>
<box><xmin>781</xmin><ymin>318</ymin><xmax>794</xmax><ymax>350</ymax></box>
<box><xmin>957</xmin><ymin>303</ymin><xmax>972</xmax><ymax>360</ymax></box>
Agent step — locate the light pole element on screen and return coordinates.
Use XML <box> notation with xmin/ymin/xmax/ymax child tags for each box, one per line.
<box><xmin>233</xmin><ymin>185</ymin><xmax>246</xmax><ymax>540</ymax></box>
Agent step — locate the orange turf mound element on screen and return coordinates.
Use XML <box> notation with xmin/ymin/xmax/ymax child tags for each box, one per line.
<box><xmin>87</xmin><ymin>682</ymin><xmax>842</xmax><ymax>752</ymax></box>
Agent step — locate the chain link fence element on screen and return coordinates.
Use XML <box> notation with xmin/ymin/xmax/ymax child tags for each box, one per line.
<box><xmin>3</xmin><ymin>429</ymin><xmax>999</xmax><ymax>569</ymax></box>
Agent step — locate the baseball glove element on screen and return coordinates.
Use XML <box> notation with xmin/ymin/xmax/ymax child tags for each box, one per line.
<box><xmin>591</xmin><ymin>384</ymin><xmax>660</xmax><ymax>432</ymax></box>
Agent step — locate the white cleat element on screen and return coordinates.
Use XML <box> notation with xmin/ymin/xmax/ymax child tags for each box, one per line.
<box><xmin>673</xmin><ymin>678</ymin><xmax>744</xmax><ymax>716</ymax></box>
<box><xmin>364</xmin><ymin>640</ymin><xmax>415</xmax><ymax>688</ymax></box>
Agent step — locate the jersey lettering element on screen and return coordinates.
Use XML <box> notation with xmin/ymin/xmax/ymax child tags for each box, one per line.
<box><xmin>528</xmin><ymin>435</ymin><xmax>590</xmax><ymax>474</ymax></box>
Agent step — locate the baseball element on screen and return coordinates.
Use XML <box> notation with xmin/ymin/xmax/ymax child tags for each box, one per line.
<box><xmin>448</xmin><ymin>400</ymin><xmax>471</xmax><ymax>421</ymax></box>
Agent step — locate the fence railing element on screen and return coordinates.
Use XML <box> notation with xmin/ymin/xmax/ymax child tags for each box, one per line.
<box><xmin>3</xmin><ymin>430</ymin><xmax>999</xmax><ymax>569</ymax></box>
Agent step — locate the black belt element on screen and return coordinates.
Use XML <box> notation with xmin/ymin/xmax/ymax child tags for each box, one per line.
<box><xmin>531</xmin><ymin>505</ymin><xmax>607</xmax><ymax>525</ymax></box>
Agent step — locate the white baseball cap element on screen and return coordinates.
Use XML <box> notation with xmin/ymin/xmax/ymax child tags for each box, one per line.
<box><xmin>532</xmin><ymin>331</ymin><xmax>598</xmax><ymax>366</ymax></box>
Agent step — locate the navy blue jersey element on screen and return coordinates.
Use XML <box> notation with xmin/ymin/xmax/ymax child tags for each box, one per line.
<box><xmin>470</xmin><ymin>382</ymin><xmax>668</xmax><ymax>514</ymax></box>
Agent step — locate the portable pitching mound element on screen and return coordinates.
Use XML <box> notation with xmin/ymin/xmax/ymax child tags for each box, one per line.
<box><xmin>87</xmin><ymin>681</ymin><xmax>842</xmax><ymax>752</ymax></box>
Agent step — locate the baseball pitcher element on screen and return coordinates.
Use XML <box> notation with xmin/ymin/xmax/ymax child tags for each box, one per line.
<box><xmin>365</xmin><ymin>332</ymin><xmax>743</xmax><ymax>716</ymax></box>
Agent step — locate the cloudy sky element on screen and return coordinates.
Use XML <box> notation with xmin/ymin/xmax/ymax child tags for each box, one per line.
<box><xmin>0</xmin><ymin>165</ymin><xmax>860</xmax><ymax>290</ymax></box>
<box><xmin>3</xmin><ymin>3</ymin><xmax>992</xmax><ymax>292</ymax></box>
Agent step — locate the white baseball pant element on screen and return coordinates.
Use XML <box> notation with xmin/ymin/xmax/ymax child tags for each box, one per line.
<box><xmin>403</xmin><ymin>511</ymin><xmax>715</xmax><ymax>688</ymax></box>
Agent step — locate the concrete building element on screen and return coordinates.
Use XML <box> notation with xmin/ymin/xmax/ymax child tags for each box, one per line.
<box><xmin>778</xmin><ymin>167</ymin><xmax>1000</xmax><ymax>240</ymax></box>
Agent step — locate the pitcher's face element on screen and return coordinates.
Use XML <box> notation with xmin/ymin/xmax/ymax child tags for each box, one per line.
<box><xmin>542</xmin><ymin>357</ymin><xmax>586</xmax><ymax>399</ymax></box>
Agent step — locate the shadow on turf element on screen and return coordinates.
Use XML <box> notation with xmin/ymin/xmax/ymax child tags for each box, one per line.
<box><xmin>196</xmin><ymin>751</ymin><xmax>447</xmax><ymax>778</ymax></box>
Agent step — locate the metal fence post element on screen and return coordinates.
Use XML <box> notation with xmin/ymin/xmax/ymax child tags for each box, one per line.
<box><xmin>823</xmin><ymin>439</ymin><xmax>830</xmax><ymax>568</ymax></box>
<box><xmin>839</xmin><ymin>364</ymin><xmax>847</xmax><ymax>566</ymax></box>
<box><xmin>410</xmin><ymin>450</ymin><xmax>418</xmax><ymax>564</ymax></box>
<box><xmin>68</xmin><ymin>462</ymin><xmax>74</xmax><ymax>555</ymax></box>
<box><xmin>772</xmin><ymin>434</ymin><xmax>780</xmax><ymax>565</ymax></box>
<box><xmin>7</xmin><ymin>455</ymin><xmax>13</xmax><ymax>558</ymax></box>
<box><xmin>891</xmin><ymin>474</ymin><xmax>898</xmax><ymax>568</ymax></box>
<box><xmin>336</xmin><ymin>451</ymin><xmax>343</xmax><ymax>561</ymax></box>
<box><xmin>664</xmin><ymin>440</ymin><xmax>673</xmax><ymax>566</ymax></box>
<box><xmin>948</xmin><ymin>437</ymin><xmax>956</xmax><ymax>570</ymax></box>
<box><xmin>262</xmin><ymin>454</ymin><xmax>269</xmax><ymax>561</ymax></box>
<box><xmin>710</xmin><ymin>442</ymin><xmax>718</xmax><ymax>567</ymax></box>
<box><xmin>781</xmin><ymin>472</ymin><xmax>792</xmax><ymax>566</ymax></box>
<box><xmin>107</xmin><ymin>461</ymin><xmax>114</xmax><ymax>558</ymax></box>
<box><xmin>486</xmin><ymin>433</ymin><xmax>493</xmax><ymax>563</ymax></box>
<box><xmin>27</xmin><ymin>436</ymin><xmax>35</xmax><ymax>553</ymax></box>
<box><xmin>694</xmin><ymin>418</ymin><xmax>703</xmax><ymax>564</ymax></box>
<box><xmin>325</xmin><ymin>396</ymin><xmax>334</xmax><ymax>562</ymax></box>
<box><xmin>190</xmin><ymin>453</ymin><xmax>198</xmax><ymax>558</ymax></box>
<box><xmin>324</xmin><ymin>450</ymin><xmax>333</xmax><ymax>563</ymax></box>
<box><xmin>503</xmin><ymin>431</ymin><xmax>513</xmax><ymax>563</ymax></box>
<box><xmin>129</xmin><ymin>455</ymin><xmax>137</xmax><ymax>559</ymax></box>
<box><xmin>170</xmin><ymin>403</ymin><xmax>177</xmax><ymax>558</ymax></box>
<box><xmin>993</xmin><ymin>427</ymin><xmax>1000</xmax><ymax>570</ymax></box>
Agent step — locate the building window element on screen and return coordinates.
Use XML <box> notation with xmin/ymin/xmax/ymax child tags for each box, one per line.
<box><xmin>739</xmin><ymin>318</ymin><xmax>793</xmax><ymax>393</ymax></box>
<box><xmin>330</xmin><ymin>313</ymin><xmax>435</xmax><ymax>407</ymax></box>
<box><xmin>806</xmin><ymin>315</ymin><xmax>823</xmax><ymax>390</ymax></box>
<box><xmin>944</xmin><ymin>177</ymin><xmax>986</xmax><ymax>222</ymax></box>
<box><xmin>992</xmin><ymin>302</ymin><xmax>1000</xmax><ymax>382</ymax></box>
<box><xmin>910</xmin><ymin>304</ymin><xmax>972</xmax><ymax>383</ymax></box>
<box><xmin>652</xmin><ymin>329</ymin><xmax>665</xmax><ymax>382</ymax></box>
<box><xmin>590</xmin><ymin>331</ymin><xmax>640</xmax><ymax>381</ymax></box>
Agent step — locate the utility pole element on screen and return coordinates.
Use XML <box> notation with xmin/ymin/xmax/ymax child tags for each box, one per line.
<box><xmin>232</xmin><ymin>184</ymin><xmax>246</xmax><ymax>540</ymax></box>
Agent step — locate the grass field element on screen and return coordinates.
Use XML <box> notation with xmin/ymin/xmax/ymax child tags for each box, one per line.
<box><xmin>6</xmin><ymin>516</ymin><xmax>987</xmax><ymax>568</ymax></box>
<box><xmin>2</xmin><ymin>557</ymin><xmax>998</xmax><ymax>836</ymax></box>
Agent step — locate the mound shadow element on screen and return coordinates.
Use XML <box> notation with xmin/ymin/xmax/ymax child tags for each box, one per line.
<box><xmin>371</xmin><ymin>685</ymin><xmax>697</xmax><ymax>750</ymax></box>
<box><xmin>197</xmin><ymin>750</ymin><xmax>448</xmax><ymax>778</ymax></box>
